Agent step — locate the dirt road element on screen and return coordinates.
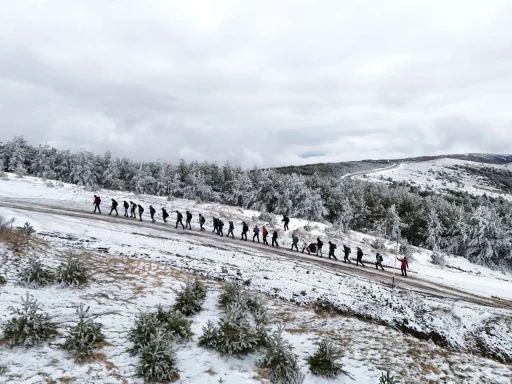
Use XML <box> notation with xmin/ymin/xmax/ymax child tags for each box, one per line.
<box><xmin>1</xmin><ymin>197</ymin><xmax>511</xmax><ymax>310</ymax></box>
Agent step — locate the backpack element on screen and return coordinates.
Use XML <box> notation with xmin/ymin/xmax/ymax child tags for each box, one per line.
<box><xmin>97</xmin><ymin>196</ymin><xmax>101</xmax><ymax>204</ymax></box>
<box><xmin>263</xmin><ymin>228</ymin><xmax>268</xmax><ymax>236</ymax></box>
<box><xmin>346</xmin><ymin>247</ymin><xmax>351</xmax><ymax>254</ymax></box>
<box><xmin>200</xmin><ymin>216</ymin><xmax>205</xmax><ymax>223</ymax></box>
<box><xmin>333</xmin><ymin>244</ymin><xmax>337</xmax><ymax>249</ymax></box>
<box><xmin>378</xmin><ymin>254</ymin><xmax>383</xmax><ymax>262</ymax></box>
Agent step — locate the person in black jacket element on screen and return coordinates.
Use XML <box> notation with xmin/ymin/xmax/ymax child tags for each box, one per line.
<box><xmin>185</xmin><ymin>211</ymin><xmax>192</xmax><ymax>229</ymax></box>
<box><xmin>241</xmin><ymin>221</ymin><xmax>249</xmax><ymax>241</ymax></box>
<box><xmin>328</xmin><ymin>241</ymin><xmax>338</xmax><ymax>260</ymax></box>
<box><xmin>199</xmin><ymin>214</ymin><xmax>205</xmax><ymax>231</ymax></box>
<box><xmin>212</xmin><ymin>217</ymin><xmax>218</xmax><ymax>234</ymax></box>
<box><xmin>137</xmin><ymin>204</ymin><xmax>144</xmax><ymax>221</ymax></box>
<box><xmin>316</xmin><ymin>237</ymin><xmax>323</xmax><ymax>257</ymax></box>
<box><xmin>175</xmin><ymin>211</ymin><xmax>185</xmax><ymax>229</ymax></box>
<box><xmin>149</xmin><ymin>205</ymin><xmax>156</xmax><ymax>222</ymax></box>
<box><xmin>356</xmin><ymin>247</ymin><xmax>366</xmax><ymax>267</ymax></box>
<box><xmin>227</xmin><ymin>221</ymin><xmax>235</xmax><ymax>238</ymax></box>
<box><xmin>109</xmin><ymin>199</ymin><xmax>119</xmax><ymax>216</ymax></box>
<box><xmin>162</xmin><ymin>208</ymin><xmax>169</xmax><ymax>223</ymax></box>
<box><xmin>272</xmin><ymin>230</ymin><xmax>279</xmax><ymax>247</ymax></box>
<box><xmin>218</xmin><ymin>220</ymin><xmax>224</xmax><ymax>236</ymax></box>
<box><xmin>123</xmin><ymin>201</ymin><xmax>129</xmax><ymax>217</ymax></box>
<box><xmin>282</xmin><ymin>215</ymin><xmax>290</xmax><ymax>231</ymax></box>
<box><xmin>343</xmin><ymin>245</ymin><xmax>352</xmax><ymax>263</ymax></box>
<box><xmin>375</xmin><ymin>253</ymin><xmax>385</xmax><ymax>271</ymax></box>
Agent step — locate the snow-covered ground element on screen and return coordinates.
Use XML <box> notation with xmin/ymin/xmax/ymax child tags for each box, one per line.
<box><xmin>1</xmin><ymin>173</ymin><xmax>512</xmax><ymax>383</ymax></box>
<box><xmin>358</xmin><ymin>158</ymin><xmax>512</xmax><ymax>201</ymax></box>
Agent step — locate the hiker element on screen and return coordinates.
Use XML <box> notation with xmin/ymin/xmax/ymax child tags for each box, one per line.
<box><xmin>272</xmin><ymin>230</ymin><xmax>279</xmax><ymax>247</ymax></box>
<box><xmin>356</xmin><ymin>247</ymin><xmax>366</xmax><ymax>267</ymax></box>
<box><xmin>241</xmin><ymin>222</ymin><xmax>249</xmax><ymax>241</ymax></box>
<box><xmin>149</xmin><ymin>205</ymin><xmax>156</xmax><ymax>222</ymax></box>
<box><xmin>376</xmin><ymin>253</ymin><xmax>385</xmax><ymax>271</ymax></box>
<box><xmin>212</xmin><ymin>217</ymin><xmax>218</xmax><ymax>234</ymax></box>
<box><xmin>303</xmin><ymin>242</ymin><xmax>317</xmax><ymax>255</ymax></box>
<box><xmin>109</xmin><ymin>199</ymin><xmax>118</xmax><ymax>216</ymax></box>
<box><xmin>175</xmin><ymin>210</ymin><xmax>185</xmax><ymax>229</ymax></box>
<box><xmin>162</xmin><ymin>208</ymin><xmax>169</xmax><ymax>223</ymax></box>
<box><xmin>291</xmin><ymin>234</ymin><xmax>299</xmax><ymax>251</ymax></box>
<box><xmin>218</xmin><ymin>220</ymin><xmax>224</xmax><ymax>236</ymax></box>
<box><xmin>282</xmin><ymin>215</ymin><xmax>290</xmax><ymax>231</ymax></box>
<box><xmin>123</xmin><ymin>201</ymin><xmax>129</xmax><ymax>217</ymax></box>
<box><xmin>253</xmin><ymin>225</ymin><xmax>260</xmax><ymax>243</ymax></box>
<box><xmin>328</xmin><ymin>241</ymin><xmax>338</xmax><ymax>260</ymax></box>
<box><xmin>343</xmin><ymin>245</ymin><xmax>352</xmax><ymax>263</ymax></box>
<box><xmin>262</xmin><ymin>226</ymin><xmax>269</xmax><ymax>245</ymax></box>
<box><xmin>397</xmin><ymin>256</ymin><xmax>409</xmax><ymax>277</ymax></box>
<box><xmin>227</xmin><ymin>221</ymin><xmax>235</xmax><ymax>238</ymax></box>
<box><xmin>316</xmin><ymin>238</ymin><xmax>323</xmax><ymax>257</ymax></box>
<box><xmin>186</xmin><ymin>211</ymin><xmax>193</xmax><ymax>229</ymax></box>
<box><xmin>130</xmin><ymin>201</ymin><xmax>137</xmax><ymax>218</ymax></box>
<box><xmin>137</xmin><ymin>204</ymin><xmax>144</xmax><ymax>221</ymax></box>
<box><xmin>93</xmin><ymin>195</ymin><xmax>101</xmax><ymax>214</ymax></box>
<box><xmin>199</xmin><ymin>214</ymin><xmax>206</xmax><ymax>231</ymax></box>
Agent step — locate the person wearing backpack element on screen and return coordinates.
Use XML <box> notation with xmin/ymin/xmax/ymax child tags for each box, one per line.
<box><xmin>240</xmin><ymin>221</ymin><xmax>248</xmax><ymax>241</ymax></box>
<box><xmin>328</xmin><ymin>241</ymin><xmax>338</xmax><ymax>260</ymax></box>
<box><xmin>303</xmin><ymin>242</ymin><xmax>317</xmax><ymax>255</ymax></box>
<box><xmin>343</xmin><ymin>245</ymin><xmax>352</xmax><ymax>263</ymax></box>
<box><xmin>253</xmin><ymin>225</ymin><xmax>260</xmax><ymax>243</ymax></box>
<box><xmin>123</xmin><ymin>201</ymin><xmax>129</xmax><ymax>217</ymax></box>
<box><xmin>227</xmin><ymin>221</ymin><xmax>235</xmax><ymax>238</ymax></box>
<box><xmin>185</xmin><ymin>211</ymin><xmax>193</xmax><ymax>229</ymax></box>
<box><xmin>130</xmin><ymin>201</ymin><xmax>137</xmax><ymax>218</ymax></box>
<box><xmin>282</xmin><ymin>215</ymin><xmax>290</xmax><ymax>231</ymax></box>
<box><xmin>212</xmin><ymin>217</ymin><xmax>219</xmax><ymax>234</ymax></box>
<box><xmin>262</xmin><ymin>226</ymin><xmax>269</xmax><ymax>245</ymax></box>
<box><xmin>162</xmin><ymin>208</ymin><xmax>169</xmax><ymax>223</ymax></box>
<box><xmin>218</xmin><ymin>220</ymin><xmax>224</xmax><ymax>236</ymax></box>
<box><xmin>137</xmin><ymin>204</ymin><xmax>144</xmax><ymax>221</ymax></box>
<box><xmin>316</xmin><ymin>237</ymin><xmax>323</xmax><ymax>257</ymax></box>
<box><xmin>93</xmin><ymin>195</ymin><xmax>101</xmax><ymax>214</ymax></box>
<box><xmin>375</xmin><ymin>253</ymin><xmax>385</xmax><ymax>271</ymax></box>
<box><xmin>199</xmin><ymin>214</ymin><xmax>206</xmax><ymax>231</ymax></box>
<box><xmin>109</xmin><ymin>199</ymin><xmax>118</xmax><ymax>216</ymax></box>
<box><xmin>356</xmin><ymin>247</ymin><xmax>366</xmax><ymax>267</ymax></box>
<box><xmin>149</xmin><ymin>205</ymin><xmax>156</xmax><ymax>222</ymax></box>
<box><xmin>175</xmin><ymin>210</ymin><xmax>185</xmax><ymax>229</ymax></box>
<box><xmin>291</xmin><ymin>234</ymin><xmax>299</xmax><ymax>251</ymax></box>
<box><xmin>397</xmin><ymin>256</ymin><xmax>409</xmax><ymax>277</ymax></box>
<box><xmin>272</xmin><ymin>230</ymin><xmax>279</xmax><ymax>247</ymax></box>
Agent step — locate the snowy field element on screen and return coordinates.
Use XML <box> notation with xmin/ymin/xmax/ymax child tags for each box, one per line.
<box><xmin>1</xmin><ymin>174</ymin><xmax>512</xmax><ymax>383</ymax></box>
<box><xmin>358</xmin><ymin>158</ymin><xmax>512</xmax><ymax>201</ymax></box>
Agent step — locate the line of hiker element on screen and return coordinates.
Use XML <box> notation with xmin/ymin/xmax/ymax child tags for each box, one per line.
<box><xmin>92</xmin><ymin>195</ymin><xmax>410</xmax><ymax>276</ymax></box>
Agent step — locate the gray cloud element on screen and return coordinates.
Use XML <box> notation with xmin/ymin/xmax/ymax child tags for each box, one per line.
<box><xmin>0</xmin><ymin>0</ymin><xmax>511</xmax><ymax>168</ymax></box>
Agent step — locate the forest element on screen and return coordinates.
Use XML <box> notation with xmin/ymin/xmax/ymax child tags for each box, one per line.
<box><xmin>1</xmin><ymin>136</ymin><xmax>511</xmax><ymax>269</ymax></box>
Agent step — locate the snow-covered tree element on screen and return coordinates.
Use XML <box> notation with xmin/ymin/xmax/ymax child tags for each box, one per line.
<box><xmin>133</xmin><ymin>163</ymin><xmax>156</xmax><ymax>194</ymax></box>
<box><xmin>425</xmin><ymin>209</ymin><xmax>443</xmax><ymax>252</ymax></box>
<box><xmin>387</xmin><ymin>204</ymin><xmax>406</xmax><ymax>244</ymax></box>
<box><xmin>101</xmin><ymin>151</ymin><xmax>122</xmax><ymax>189</ymax></box>
<box><xmin>31</xmin><ymin>144</ymin><xmax>56</xmax><ymax>180</ymax></box>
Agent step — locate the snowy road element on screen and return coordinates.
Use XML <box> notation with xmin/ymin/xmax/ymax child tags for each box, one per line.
<box><xmin>1</xmin><ymin>197</ymin><xmax>510</xmax><ymax>311</ymax></box>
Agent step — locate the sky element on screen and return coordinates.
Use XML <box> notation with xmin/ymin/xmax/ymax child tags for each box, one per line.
<box><xmin>0</xmin><ymin>0</ymin><xmax>511</xmax><ymax>168</ymax></box>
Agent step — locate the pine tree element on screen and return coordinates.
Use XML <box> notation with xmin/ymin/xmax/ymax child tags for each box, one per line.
<box><xmin>127</xmin><ymin>312</ymin><xmax>160</xmax><ymax>356</ymax></box>
<box><xmin>307</xmin><ymin>338</ymin><xmax>343</xmax><ymax>378</ymax></box>
<box><xmin>136</xmin><ymin>328</ymin><xmax>179</xmax><ymax>382</ymax></box>
<box><xmin>31</xmin><ymin>144</ymin><xmax>56</xmax><ymax>180</ymax></box>
<box><xmin>173</xmin><ymin>281</ymin><xmax>204</xmax><ymax>316</ymax></box>
<box><xmin>379</xmin><ymin>370</ymin><xmax>396</xmax><ymax>384</ymax></box>
<box><xmin>62</xmin><ymin>304</ymin><xmax>105</xmax><ymax>362</ymax></box>
<box><xmin>17</xmin><ymin>258</ymin><xmax>55</xmax><ymax>288</ymax></box>
<box><xmin>3</xmin><ymin>292</ymin><xmax>57</xmax><ymax>347</ymax></box>
<box><xmin>56</xmin><ymin>252</ymin><xmax>88</xmax><ymax>286</ymax></box>
<box><xmin>101</xmin><ymin>151</ymin><xmax>122</xmax><ymax>189</ymax></box>
<box><xmin>425</xmin><ymin>209</ymin><xmax>443</xmax><ymax>252</ymax></box>
<box><xmin>259</xmin><ymin>324</ymin><xmax>305</xmax><ymax>384</ymax></box>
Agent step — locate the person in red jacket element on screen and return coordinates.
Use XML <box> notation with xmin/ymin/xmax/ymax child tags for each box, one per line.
<box><xmin>262</xmin><ymin>226</ymin><xmax>269</xmax><ymax>245</ymax></box>
<box><xmin>93</xmin><ymin>195</ymin><xmax>101</xmax><ymax>214</ymax></box>
<box><xmin>397</xmin><ymin>256</ymin><xmax>409</xmax><ymax>277</ymax></box>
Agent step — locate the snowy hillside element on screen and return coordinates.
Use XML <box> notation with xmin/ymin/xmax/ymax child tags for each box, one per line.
<box><xmin>1</xmin><ymin>174</ymin><xmax>512</xmax><ymax>383</ymax></box>
<box><xmin>358</xmin><ymin>158</ymin><xmax>512</xmax><ymax>200</ymax></box>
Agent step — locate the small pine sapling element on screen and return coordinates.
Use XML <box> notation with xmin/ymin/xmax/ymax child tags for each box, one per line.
<box><xmin>218</xmin><ymin>280</ymin><xmax>241</xmax><ymax>307</ymax></box>
<box><xmin>173</xmin><ymin>282</ymin><xmax>203</xmax><ymax>316</ymax></box>
<box><xmin>191</xmin><ymin>278</ymin><xmax>207</xmax><ymax>301</ymax></box>
<box><xmin>379</xmin><ymin>371</ymin><xmax>396</xmax><ymax>384</ymax></box>
<box><xmin>20</xmin><ymin>222</ymin><xmax>36</xmax><ymax>236</ymax></box>
<box><xmin>62</xmin><ymin>304</ymin><xmax>105</xmax><ymax>362</ymax></box>
<box><xmin>307</xmin><ymin>338</ymin><xmax>343</xmax><ymax>378</ymax></box>
<box><xmin>198</xmin><ymin>320</ymin><xmax>219</xmax><ymax>349</ymax></box>
<box><xmin>154</xmin><ymin>306</ymin><xmax>192</xmax><ymax>342</ymax></box>
<box><xmin>3</xmin><ymin>292</ymin><xmax>57</xmax><ymax>347</ymax></box>
<box><xmin>127</xmin><ymin>312</ymin><xmax>160</xmax><ymax>356</ymax></box>
<box><xmin>56</xmin><ymin>252</ymin><xmax>88</xmax><ymax>287</ymax></box>
<box><xmin>259</xmin><ymin>325</ymin><xmax>305</xmax><ymax>384</ymax></box>
<box><xmin>17</xmin><ymin>258</ymin><xmax>55</xmax><ymax>288</ymax></box>
<box><xmin>254</xmin><ymin>306</ymin><xmax>270</xmax><ymax>348</ymax></box>
<box><xmin>136</xmin><ymin>328</ymin><xmax>179</xmax><ymax>382</ymax></box>
<box><xmin>0</xmin><ymin>274</ymin><xmax>6</xmax><ymax>285</ymax></box>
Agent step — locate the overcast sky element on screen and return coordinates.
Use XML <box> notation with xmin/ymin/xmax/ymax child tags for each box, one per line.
<box><xmin>0</xmin><ymin>0</ymin><xmax>511</xmax><ymax>168</ymax></box>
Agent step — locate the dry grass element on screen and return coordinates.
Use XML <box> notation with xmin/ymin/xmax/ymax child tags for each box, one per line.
<box><xmin>205</xmin><ymin>368</ymin><xmax>217</xmax><ymax>376</ymax></box>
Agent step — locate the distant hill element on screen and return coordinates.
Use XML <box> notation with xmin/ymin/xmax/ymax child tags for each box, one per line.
<box><xmin>274</xmin><ymin>153</ymin><xmax>512</xmax><ymax>177</ymax></box>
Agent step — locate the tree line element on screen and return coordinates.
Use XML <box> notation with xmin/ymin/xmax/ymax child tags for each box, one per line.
<box><xmin>1</xmin><ymin>136</ymin><xmax>511</xmax><ymax>269</ymax></box>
